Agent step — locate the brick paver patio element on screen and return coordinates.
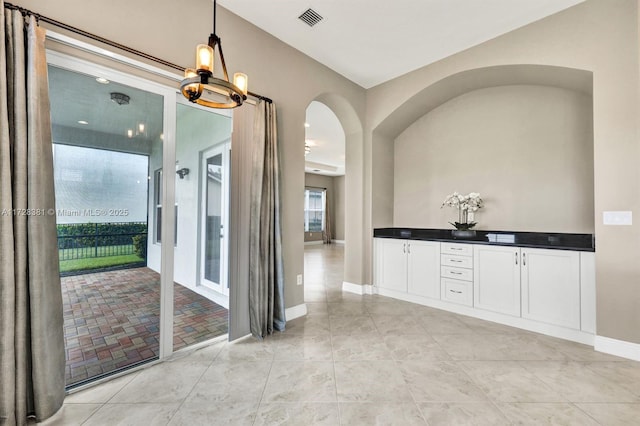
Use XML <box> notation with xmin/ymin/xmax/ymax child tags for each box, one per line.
<box><xmin>61</xmin><ymin>267</ymin><xmax>228</xmax><ymax>387</ymax></box>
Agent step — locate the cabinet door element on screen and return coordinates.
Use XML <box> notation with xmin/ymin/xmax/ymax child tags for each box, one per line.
<box><xmin>521</xmin><ymin>248</ymin><xmax>580</xmax><ymax>329</ymax></box>
<box><xmin>377</xmin><ymin>238</ymin><xmax>408</xmax><ymax>292</ymax></box>
<box><xmin>473</xmin><ymin>245</ymin><xmax>521</xmax><ymax>317</ymax></box>
<box><xmin>407</xmin><ymin>240</ymin><xmax>440</xmax><ymax>299</ymax></box>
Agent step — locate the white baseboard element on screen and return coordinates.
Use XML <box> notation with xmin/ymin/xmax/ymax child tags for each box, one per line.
<box><xmin>285</xmin><ymin>303</ymin><xmax>307</xmax><ymax>320</ymax></box>
<box><xmin>595</xmin><ymin>335</ymin><xmax>640</xmax><ymax>361</ymax></box>
<box><xmin>342</xmin><ymin>281</ymin><xmax>374</xmax><ymax>295</ymax></box>
<box><xmin>333</xmin><ymin>240</ymin><xmax>345</xmax><ymax>245</ymax></box>
<box><xmin>304</xmin><ymin>241</ymin><xmax>324</xmax><ymax>246</ymax></box>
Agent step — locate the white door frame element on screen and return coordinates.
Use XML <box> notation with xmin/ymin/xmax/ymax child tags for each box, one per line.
<box><xmin>199</xmin><ymin>142</ymin><xmax>231</xmax><ymax>297</ymax></box>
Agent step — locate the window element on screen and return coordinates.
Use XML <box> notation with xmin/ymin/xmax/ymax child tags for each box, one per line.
<box><xmin>304</xmin><ymin>188</ymin><xmax>325</xmax><ymax>232</ymax></box>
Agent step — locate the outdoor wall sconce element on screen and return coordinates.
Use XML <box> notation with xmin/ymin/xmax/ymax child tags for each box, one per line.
<box><xmin>176</xmin><ymin>168</ymin><xmax>190</xmax><ymax>179</ymax></box>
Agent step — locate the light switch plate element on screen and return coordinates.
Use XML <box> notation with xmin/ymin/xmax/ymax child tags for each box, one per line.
<box><xmin>603</xmin><ymin>211</ymin><xmax>632</xmax><ymax>225</ymax></box>
<box><xmin>297</xmin><ymin>274</ymin><xmax>303</xmax><ymax>285</ymax></box>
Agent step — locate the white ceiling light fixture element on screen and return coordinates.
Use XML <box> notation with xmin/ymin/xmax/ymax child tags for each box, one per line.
<box><xmin>180</xmin><ymin>0</ymin><xmax>248</xmax><ymax>109</ymax></box>
<box><xmin>77</xmin><ymin>120</ymin><xmax>88</xmax><ymax>125</ymax></box>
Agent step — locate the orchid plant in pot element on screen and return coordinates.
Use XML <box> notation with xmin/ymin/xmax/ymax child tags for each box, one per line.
<box><xmin>441</xmin><ymin>192</ymin><xmax>484</xmax><ymax>235</ymax></box>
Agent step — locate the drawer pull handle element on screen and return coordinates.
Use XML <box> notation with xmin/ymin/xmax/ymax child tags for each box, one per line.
<box><xmin>450</xmin><ymin>271</ymin><xmax>462</xmax><ymax>275</ymax></box>
<box><xmin>449</xmin><ymin>290</ymin><xmax>463</xmax><ymax>294</ymax></box>
<box><xmin>515</xmin><ymin>252</ymin><xmax>518</xmax><ymax>265</ymax></box>
<box><xmin>450</xmin><ymin>259</ymin><xmax>462</xmax><ymax>263</ymax></box>
<box><xmin>451</xmin><ymin>248</ymin><xmax>463</xmax><ymax>251</ymax></box>
<box><xmin>523</xmin><ymin>253</ymin><xmax>526</xmax><ymax>266</ymax></box>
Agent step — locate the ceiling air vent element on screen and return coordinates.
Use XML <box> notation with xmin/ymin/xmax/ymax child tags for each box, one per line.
<box><xmin>298</xmin><ymin>8</ymin><xmax>323</xmax><ymax>27</ymax></box>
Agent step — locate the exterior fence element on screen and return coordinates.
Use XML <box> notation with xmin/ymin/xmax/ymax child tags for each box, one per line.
<box><xmin>57</xmin><ymin>222</ymin><xmax>147</xmax><ymax>261</ymax></box>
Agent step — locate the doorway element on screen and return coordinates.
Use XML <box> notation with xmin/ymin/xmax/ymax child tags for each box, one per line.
<box><xmin>303</xmin><ymin>101</ymin><xmax>346</xmax><ymax>301</ymax></box>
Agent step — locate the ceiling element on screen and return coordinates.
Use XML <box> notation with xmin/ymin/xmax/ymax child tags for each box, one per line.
<box><xmin>221</xmin><ymin>1</ymin><xmax>585</xmax><ymax>176</ymax></box>
<box><xmin>219</xmin><ymin>0</ymin><xmax>584</xmax><ymax>89</ymax></box>
<box><xmin>48</xmin><ymin>65</ymin><xmax>164</xmax><ymax>145</ymax></box>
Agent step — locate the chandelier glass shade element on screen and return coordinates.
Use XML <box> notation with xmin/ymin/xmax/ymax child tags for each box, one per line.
<box><xmin>180</xmin><ymin>0</ymin><xmax>248</xmax><ymax>109</ymax></box>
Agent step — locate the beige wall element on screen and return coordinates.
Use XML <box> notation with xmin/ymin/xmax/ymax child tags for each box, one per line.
<box><xmin>366</xmin><ymin>0</ymin><xmax>640</xmax><ymax>344</ymax></box>
<box><xmin>393</xmin><ymin>85</ymin><xmax>594</xmax><ymax>233</ymax></box>
<box><xmin>15</xmin><ymin>0</ymin><xmax>367</xmax><ymax>310</ymax></box>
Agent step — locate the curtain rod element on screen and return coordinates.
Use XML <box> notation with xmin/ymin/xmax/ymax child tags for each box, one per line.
<box><xmin>4</xmin><ymin>2</ymin><xmax>273</xmax><ymax>104</ymax></box>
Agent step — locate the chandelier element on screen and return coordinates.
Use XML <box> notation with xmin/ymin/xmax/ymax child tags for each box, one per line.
<box><xmin>180</xmin><ymin>0</ymin><xmax>248</xmax><ymax>108</ymax></box>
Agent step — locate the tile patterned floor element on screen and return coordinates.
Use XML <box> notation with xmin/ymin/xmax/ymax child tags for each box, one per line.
<box><xmin>45</xmin><ymin>245</ymin><xmax>640</xmax><ymax>425</ymax></box>
<box><xmin>61</xmin><ymin>267</ymin><xmax>228</xmax><ymax>387</ymax></box>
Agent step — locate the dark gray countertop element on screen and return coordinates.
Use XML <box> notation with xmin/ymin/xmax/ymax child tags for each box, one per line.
<box><xmin>373</xmin><ymin>228</ymin><xmax>595</xmax><ymax>252</ymax></box>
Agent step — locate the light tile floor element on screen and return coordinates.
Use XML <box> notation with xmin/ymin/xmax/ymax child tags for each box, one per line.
<box><xmin>41</xmin><ymin>244</ymin><xmax>640</xmax><ymax>425</ymax></box>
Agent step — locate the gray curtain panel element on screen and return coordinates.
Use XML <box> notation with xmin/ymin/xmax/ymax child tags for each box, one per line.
<box><xmin>0</xmin><ymin>5</ymin><xmax>66</xmax><ymax>425</ymax></box>
<box><xmin>323</xmin><ymin>189</ymin><xmax>332</xmax><ymax>244</ymax></box>
<box><xmin>248</xmin><ymin>100</ymin><xmax>286</xmax><ymax>338</ymax></box>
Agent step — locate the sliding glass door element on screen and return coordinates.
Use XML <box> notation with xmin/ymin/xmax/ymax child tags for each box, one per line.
<box><xmin>47</xmin><ymin>46</ymin><xmax>235</xmax><ymax>387</ymax></box>
<box><xmin>48</xmin><ymin>62</ymin><xmax>167</xmax><ymax>387</ymax></box>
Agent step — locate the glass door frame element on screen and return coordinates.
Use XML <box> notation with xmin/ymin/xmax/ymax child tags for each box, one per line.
<box><xmin>47</xmin><ymin>49</ymin><xmax>179</xmax><ymax>363</ymax></box>
<box><xmin>199</xmin><ymin>143</ymin><xmax>231</xmax><ymax>296</ymax></box>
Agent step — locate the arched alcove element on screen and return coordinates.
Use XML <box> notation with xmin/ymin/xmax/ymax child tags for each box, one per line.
<box><xmin>371</xmin><ymin>64</ymin><xmax>594</xmax><ymax>232</ymax></box>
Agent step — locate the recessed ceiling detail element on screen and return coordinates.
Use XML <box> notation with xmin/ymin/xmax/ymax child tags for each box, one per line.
<box><xmin>298</xmin><ymin>8</ymin><xmax>323</xmax><ymax>27</ymax></box>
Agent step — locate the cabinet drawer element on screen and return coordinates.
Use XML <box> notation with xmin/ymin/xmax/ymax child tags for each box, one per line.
<box><xmin>441</xmin><ymin>243</ymin><xmax>473</xmax><ymax>257</ymax></box>
<box><xmin>441</xmin><ymin>266</ymin><xmax>473</xmax><ymax>281</ymax></box>
<box><xmin>442</xmin><ymin>278</ymin><xmax>473</xmax><ymax>306</ymax></box>
<box><xmin>441</xmin><ymin>254</ymin><xmax>473</xmax><ymax>269</ymax></box>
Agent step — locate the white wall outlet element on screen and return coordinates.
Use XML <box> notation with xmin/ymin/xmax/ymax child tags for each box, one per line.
<box><xmin>603</xmin><ymin>211</ymin><xmax>633</xmax><ymax>225</ymax></box>
<box><xmin>297</xmin><ymin>274</ymin><xmax>303</xmax><ymax>285</ymax></box>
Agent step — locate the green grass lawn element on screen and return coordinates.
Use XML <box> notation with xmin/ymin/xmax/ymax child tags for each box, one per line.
<box><xmin>59</xmin><ymin>254</ymin><xmax>144</xmax><ymax>273</ymax></box>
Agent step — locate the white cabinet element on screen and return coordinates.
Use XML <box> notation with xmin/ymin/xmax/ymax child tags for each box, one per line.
<box><xmin>407</xmin><ymin>240</ymin><xmax>441</xmax><ymax>299</ymax></box>
<box><xmin>440</xmin><ymin>243</ymin><xmax>473</xmax><ymax>306</ymax></box>
<box><xmin>521</xmin><ymin>248</ymin><xmax>581</xmax><ymax>330</ymax></box>
<box><xmin>375</xmin><ymin>238</ymin><xmax>407</xmax><ymax>292</ymax></box>
<box><xmin>374</xmin><ymin>236</ymin><xmax>595</xmax><ymax>342</ymax></box>
<box><xmin>375</xmin><ymin>238</ymin><xmax>440</xmax><ymax>299</ymax></box>
<box><xmin>473</xmin><ymin>245</ymin><xmax>521</xmax><ymax>317</ymax></box>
